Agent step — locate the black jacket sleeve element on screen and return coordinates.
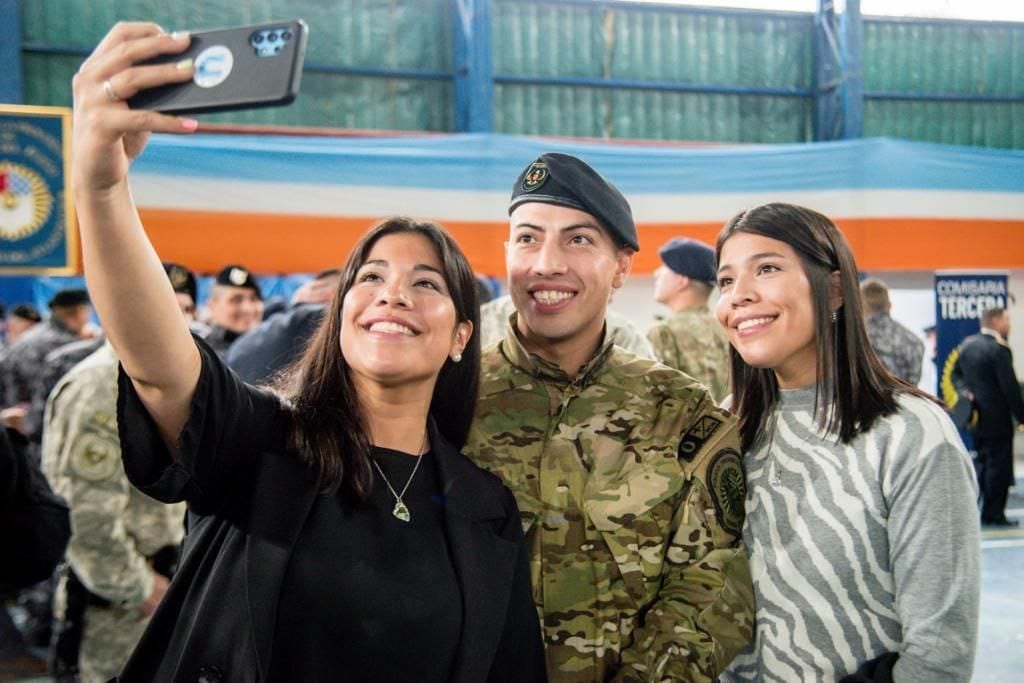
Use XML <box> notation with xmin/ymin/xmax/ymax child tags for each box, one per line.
<box><xmin>0</xmin><ymin>427</ymin><xmax>71</xmax><ymax>593</ymax></box>
<box><xmin>117</xmin><ymin>335</ymin><xmax>289</xmax><ymax>514</ymax></box>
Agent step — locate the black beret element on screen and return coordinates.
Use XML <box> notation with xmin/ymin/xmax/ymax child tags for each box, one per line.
<box><xmin>658</xmin><ymin>238</ymin><xmax>717</xmax><ymax>286</ymax></box>
<box><xmin>215</xmin><ymin>264</ymin><xmax>262</xmax><ymax>299</ymax></box>
<box><xmin>164</xmin><ymin>262</ymin><xmax>198</xmax><ymax>304</ymax></box>
<box><xmin>11</xmin><ymin>303</ymin><xmax>41</xmax><ymax>323</ymax></box>
<box><xmin>509</xmin><ymin>153</ymin><xmax>638</xmax><ymax>251</ymax></box>
<box><xmin>48</xmin><ymin>288</ymin><xmax>90</xmax><ymax>309</ymax></box>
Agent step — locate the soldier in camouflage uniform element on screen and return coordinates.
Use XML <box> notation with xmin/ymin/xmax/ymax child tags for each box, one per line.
<box><xmin>43</xmin><ymin>341</ymin><xmax>186</xmax><ymax>683</ymax></box>
<box><xmin>647</xmin><ymin>238</ymin><xmax>731</xmax><ymax>402</ymax></box>
<box><xmin>860</xmin><ymin>278</ymin><xmax>925</xmax><ymax>385</ymax></box>
<box><xmin>40</xmin><ymin>268</ymin><xmax>195</xmax><ymax>682</ymax></box>
<box><xmin>464</xmin><ymin>153</ymin><xmax>753</xmax><ymax>681</ymax></box>
<box><xmin>480</xmin><ymin>294</ymin><xmax>657</xmax><ymax>360</ymax></box>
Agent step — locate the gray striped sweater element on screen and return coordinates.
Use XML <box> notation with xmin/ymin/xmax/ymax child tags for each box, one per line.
<box><xmin>722</xmin><ymin>387</ymin><xmax>980</xmax><ymax>682</ymax></box>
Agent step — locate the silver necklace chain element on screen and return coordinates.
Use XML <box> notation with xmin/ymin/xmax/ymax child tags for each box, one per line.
<box><xmin>372</xmin><ymin>433</ymin><xmax>428</xmax><ymax>522</ymax></box>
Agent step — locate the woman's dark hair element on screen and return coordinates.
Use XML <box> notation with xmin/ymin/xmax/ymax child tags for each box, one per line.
<box><xmin>275</xmin><ymin>217</ymin><xmax>481</xmax><ymax>497</ymax></box>
<box><xmin>715</xmin><ymin>202</ymin><xmax>931</xmax><ymax>450</ymax></box>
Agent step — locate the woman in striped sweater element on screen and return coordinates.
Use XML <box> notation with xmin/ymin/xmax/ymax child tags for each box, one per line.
<box><xmin>714</xmin><ymin>203</ymin><xmax>979</xmax><ymax>682</ymax></box>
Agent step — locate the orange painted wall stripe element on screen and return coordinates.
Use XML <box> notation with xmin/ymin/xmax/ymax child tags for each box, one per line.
<box><xmin>135</xmin><ymin>208</ymin><xmax>1024</xmax><ymax>274</ymax></box>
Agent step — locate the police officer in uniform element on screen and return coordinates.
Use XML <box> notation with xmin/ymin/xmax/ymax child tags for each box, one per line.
<box><xmin>4</xmin><ymin>303</ymin><xmax>42</xmax><ymax>345</ymax></box>
<box><xmin>2</xmin><ymin>289</ymin><xmax>94</xmax><ymax>412</ymax></box>
<box><xmin>860</xmin><ymin>278</ymin><xmax>925</xmax><ymax>385</ymax></box>
<box><xmin>647</xmin><ymin>238</ymin><xmax>731</xmax><ymax>402</ymax></box>
<box><xmin>41</xmin><ymin>266</ymin><xmax>194</xmax><ymax>682</ymax></box>
<box><xmin>463</xmin><ymin>153</ymin><xmax>754</xmax><ymax>681</ymax></box>
<box><xmin>201</xmin><ymin>264</ymin><xmax>263</xmax><ymax>355</ymax></box>
<box><xmin>952</xmin><ymin>306</ymin><xmax>1024</xmax><ymax>526</ymax></box>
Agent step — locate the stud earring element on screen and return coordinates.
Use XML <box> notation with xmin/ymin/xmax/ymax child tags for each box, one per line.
<box><xmin>451</xmin><ymin>352</ymin><xmax>462</xmax><ymax>363</ymax></box>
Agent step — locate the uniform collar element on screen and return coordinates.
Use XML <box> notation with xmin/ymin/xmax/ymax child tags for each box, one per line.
<box><xmin>672</xmin><ymin>303</ymin><xmax>711</xmax><ymax>315</ymax></box>
<box><xmin>498</xmin><ymin>312</ymin><xmax>615</xmax><ymax>386</ymax></box>
<box><xmin>980</xmin><ymin>327</ymin><xmax>1006</xmax><ymax>343</ymax></box>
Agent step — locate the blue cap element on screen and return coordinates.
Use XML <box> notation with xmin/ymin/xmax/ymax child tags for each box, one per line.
<box><xmin>658</xmin><ymin>238</ymin><xmax>716</xmax><ymax>286</ymax></box>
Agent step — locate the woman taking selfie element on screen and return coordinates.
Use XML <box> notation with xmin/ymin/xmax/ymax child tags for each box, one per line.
<box><xmin>714</xmin><ymin>203</ymin><xmax>979</xmax><ymax>682</ymax></box>
<box><xmin>71</xmin><ymin>22</ymin><xmax>545</xmax><ymax>682</ymax></box>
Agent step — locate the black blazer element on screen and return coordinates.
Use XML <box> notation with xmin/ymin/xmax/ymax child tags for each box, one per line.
<box><xmin>115</xmin><ymin>339</ymin><xmax>546</xmax><ymax>682</ymax></box>
<box><xmin>953</xmin><ymin>332</ymin><xmax>1024</xmax><ymax>438</ymax></box>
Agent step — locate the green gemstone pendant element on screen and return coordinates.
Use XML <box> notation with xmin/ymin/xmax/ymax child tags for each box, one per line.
<box><xmin>392</xmin><ymin>500</ymin><xmax>411</xmax><ymax>522</ymax></box>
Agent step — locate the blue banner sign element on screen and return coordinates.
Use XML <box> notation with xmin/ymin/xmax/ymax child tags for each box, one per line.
<box><xmin>935</xmin><ymin>271</ymin><xmax>1009</xmax><ymax>439</ymax></box>
<box><xmin>0</xmin><ymin>105</ymin><xmax>77</xmax><ymax>274</ymax></box>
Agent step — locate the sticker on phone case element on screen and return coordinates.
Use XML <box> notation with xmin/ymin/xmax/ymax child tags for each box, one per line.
<box><xmin>194</xmin><ymin>46</ymin><xmax>234</xmax><ymax>88</ymax></box>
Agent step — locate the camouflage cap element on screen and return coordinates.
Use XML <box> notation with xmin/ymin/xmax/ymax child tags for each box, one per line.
<box><xmin>509</xmin><ymin>152</ymin><xmax>638</xmax><ymax>251</ymax></box>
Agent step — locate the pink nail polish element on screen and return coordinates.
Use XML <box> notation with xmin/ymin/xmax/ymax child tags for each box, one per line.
<box><xmin>180</xmin><ymin>118</ymin><xmax>198</xmax><ymax>132</ymax></box>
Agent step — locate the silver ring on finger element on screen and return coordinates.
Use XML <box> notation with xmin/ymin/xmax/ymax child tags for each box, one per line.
<box><xmin>102</xmin><ymin>78</ymin><xmax>122</xmax><ymax>102</ymax></box>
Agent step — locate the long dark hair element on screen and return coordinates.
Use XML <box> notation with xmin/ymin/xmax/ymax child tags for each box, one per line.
<box><xmin>716</xmin><ymin>203</ymin><xmax>931</xmax><ymax>450</ymax></box>
<box><xmin>275</xmin><ymin>217</ymin><xmax>481</xmax><ymax>497</ymax></box>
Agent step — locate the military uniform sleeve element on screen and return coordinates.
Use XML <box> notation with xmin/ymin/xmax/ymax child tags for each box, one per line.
<box><xmin>4</xmin><ymin>341</ymin><xmax>38</xmax><ymax>404</ymax></box>
<box><xmin>616</xmin><ymin>402</ymin><xmax>754</xmax><ymax>682</ymax></box>
<box><xmin>901</xmin><ymin>332</ymin><xmax>925</xmax><ymax>386</ymax></box>
<box><xmin>45</xmin><ymin>372</ymin><xmax>154</xmax><ymax>608</ymax></box>
<box><xmin>646</xmin><ymin>323</ymin><xmax>675</xmax><ymax>368</ymax></box>
<box><xmin>607</xmin><ymin>315</ymin><xmax>657</xmax><ymax>361</ymax></box>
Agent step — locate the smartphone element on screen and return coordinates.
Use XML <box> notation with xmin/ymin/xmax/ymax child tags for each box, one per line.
<box><xmin>127</xmin><ymin>20</ymin><xmax>308</xmax><ymax>115</ymax></box>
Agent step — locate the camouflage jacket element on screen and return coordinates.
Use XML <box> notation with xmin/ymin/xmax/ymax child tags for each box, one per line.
<box><xmin>41</xmin><ymin>342</ymin><xmax>185</xmax><ymax>607</ymax></box>
<box><xmin>465</xmin><ymin>320</ymin><xmax>754</xmax><ymax>682</ymax></box>
<box><xmin>480</xmin><ymin>295</ymin><xmax>657</xmax><ymax>360</ymax></box>
<box><xmin>864</xmin><ymin>312</ymin><xmax>925</xmax><ymax>385</ymax></box>
<box><xmin>647</xmin><ymin>306</ymin><xmax>731</xmax><ymax>403</ymax></box>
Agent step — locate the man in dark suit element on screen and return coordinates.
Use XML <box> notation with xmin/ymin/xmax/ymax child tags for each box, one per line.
<box><xmin>953</xmin><ymin>307</ymin><xmax>1024</xmax><ymax>526</ymax></box>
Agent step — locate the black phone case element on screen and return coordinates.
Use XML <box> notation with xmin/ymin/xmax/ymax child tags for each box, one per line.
<box><xmin>127</xmin><ymin>20</ymin><xmax>307</xmax><ymax>115</ymax></box>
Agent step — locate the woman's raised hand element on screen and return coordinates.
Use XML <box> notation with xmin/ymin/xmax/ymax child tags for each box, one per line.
<box><xmin>71</xmin><ymin>22</ymin><xmax>196</xmax><ymax>194</ymax></box>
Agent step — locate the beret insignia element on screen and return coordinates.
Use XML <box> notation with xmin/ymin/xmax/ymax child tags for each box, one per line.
<box><xmin>169</xmin><ymin>265</ymin><xmax>189</xmax><ymax>289</ymax></box>
<box><xmin>707</xmin><ymin>448</ymin><xmax>746</xmax><ymax>537</ymax></box>
<box><xmin>229</xmin><ymin>267</ymin><xmax>248</xmax><ymax>286</ymax></box>
<box><xmin>521</xmin><ymin>161</ymin><xmax>549</xmax><ymax>192</ymax></box>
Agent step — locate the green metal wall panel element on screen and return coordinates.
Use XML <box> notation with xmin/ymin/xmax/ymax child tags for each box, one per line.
<box><xmin>17</xmin><ymin>1</ymin><xmax>1024</xmax><ymax>148</ymax></box>
<box><xmin>19</xmin><ymin>0</ymin><xmax>454</xmax><ymax>131</ymax></box>
<box><xmin>865</xmin><ymin>100</ymin><xmax>1023</xmax><ymax>149</ymax></box>
<box><xmin>865</xmin><ymin>20</ymin><xmax>1022</xmax><ymax>96</ymax></box>
<box><xmin>863</xmin><ymin>19</ymin><xmax>1024</xmax><ymax>147</ymax></box>
<box><xmin>493</xmin><ymin>1</ymin><xmax>813</xmax><ymax>141</ymax></box>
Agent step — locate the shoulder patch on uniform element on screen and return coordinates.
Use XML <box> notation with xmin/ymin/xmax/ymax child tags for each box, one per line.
<box><xmin>678</xmin><ymin>415</ymin><xmax>722</xmax><ymax>461</ymax></box>
<box><xmin>707</xmin><ymin>448</ymin><xmax>746</xmax><ymax>537</ymax></box>
<box><xmin>70</xmin><ymin>433</ymin><xmax>119</xmax><ymax>482</ymax></box>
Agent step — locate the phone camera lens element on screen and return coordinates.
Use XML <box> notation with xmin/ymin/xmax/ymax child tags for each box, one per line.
<box><xmin>267</xmin><ymin>32</ymin><xmax>278</xmax><ymax>42</ymax></box>
<box><xmin>281</xmin><ymin>30</ymin><xmax>292</xmax><ymax>41</ymax></box>
<box><xmin>273</xmin><ymin>45</ymin><xmax>281</xmax><ymax>53</ymax></box>
<box><xmin>252</xmin><ymin>33</ymin><xmax>264</xmax><ymax>44</ymax></box>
